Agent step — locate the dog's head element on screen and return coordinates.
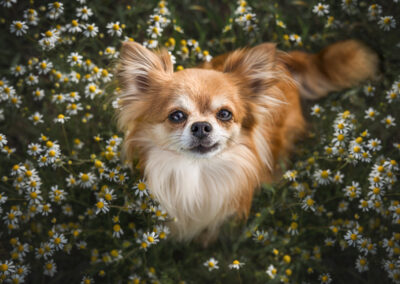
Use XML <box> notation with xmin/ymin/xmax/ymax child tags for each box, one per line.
<box><xmin>116</xmin><ymin>42</ymin><xmax>282</xmax><ymax>162</ymax></box>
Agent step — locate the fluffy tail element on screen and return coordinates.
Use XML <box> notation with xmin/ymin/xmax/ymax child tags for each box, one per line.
<box><xmin>284</xmin><ymin>40</ymin><xmax>379</xmax><ymax>100</ymax></box>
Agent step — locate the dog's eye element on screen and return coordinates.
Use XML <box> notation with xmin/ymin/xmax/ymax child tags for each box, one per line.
<box><xmin>168</xmin><ymin>110</ymin><xmax>187</xmax><ymax>123</ymax></box>
<box><xmin>217</xmin><ymin>109</ymin><xmax>232</xmax><ymax>121</ymax></box>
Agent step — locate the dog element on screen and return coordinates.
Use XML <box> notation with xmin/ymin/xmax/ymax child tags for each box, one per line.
<box><xmin>116</xmin><ymin>40</ymin><xmax>378</xmax><ymax>244</ymax></box>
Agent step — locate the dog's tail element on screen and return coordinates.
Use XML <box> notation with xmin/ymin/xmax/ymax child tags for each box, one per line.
<box><xmin>284</xmin><ymin>40</ymin><xmax>379</xmax><ymax>100</ymax></box>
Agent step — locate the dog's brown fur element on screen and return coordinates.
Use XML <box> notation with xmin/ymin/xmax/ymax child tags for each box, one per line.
<box><xmin>116</xmin><ymin>40</ymin><xmax>378</xmax><ymax>242</ymax></box>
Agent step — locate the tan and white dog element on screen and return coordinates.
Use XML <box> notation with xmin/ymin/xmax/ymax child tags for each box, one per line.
<box><xmin>116</xmin><ymin>40</ymin><xmax>378</xmax><ymax>243</ymax></box>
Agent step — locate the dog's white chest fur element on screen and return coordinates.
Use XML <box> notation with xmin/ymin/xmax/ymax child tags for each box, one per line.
<box><xmin>144</xmin><ymin>146</ymin><xmax>258</xmax><ymax>240</ymax></box>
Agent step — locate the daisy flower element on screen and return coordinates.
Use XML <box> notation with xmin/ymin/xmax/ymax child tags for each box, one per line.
<box><xmin>133</xmin><ymin>180</ymin><xmax>149</xmax><ymax>198</ymax></box>
<box><xmin>76</xmin><ymin>6</ymin><xmax>93</xmax><ymax>20</ymax></box>
<box><xmin>302</xmin><ymin>196</ymin><xmax>316</xmax><ymax>212</ymax></box>
<box><xmin>29</xmin><ymin>112</ymin><xmax>44</xmax><ymax>125</ymax></box>
<box><xmin>106</xmin><ymin>21</ymin><xmax>123</xmax><ymax>37</ymax></box>
<box><xmin>11</xmin><ymin>64</ymin><xmax>26</xmax><ymax>76</ymax></box>
<box><xmin>43</xmin><ymin>260</ymin><xmax>57</xmax><ymax>277</ymax></box>
<box><xmin>10</xmin><ymin>21</ymin><xmax>28</xmax><ymax>36</ymax></box>
<box><xmin>364</xmin><ymin>107</ymin><xmax>378</xmax><ymax>120</ymax></box>
<box><xmin>382</xmin><ymin>115</ymin><xmax>396</xmax><ymax>128</ymax></box>
<box><xmin>345</xmin><ymin>229</ymin><xmax>361</xmax><ymax>247</ymax></box>
<box><xmin>252</xmin><ymin>229</ymin><xmax>268</xmax><ymax>242</ymax></box>
<box><xmin>83</xmin><ymin>23</ymin><xmax>99</xmax><ymax>38</ymax></box>
<box><xmin>313</xmin><ymin>3</ymin><xmax>330</xmax><ymax>16</ymax></box>
<box><xmin>0</xmin><ymin>133</ymin><xmax>7</xmax><ymax>147</ymax></box>
<box><xmin>0</xmin><ymin>260</ymin><xmax>16</xmax><ymax>276</ymax></box>
<box><xmin>367</xmin><ymin>138</ymin><xmax>382</xmax><ymax>151</ymax></box>
<box><xmin>67</xmin><ymin>52</ymin><xmax>83</xmax><ymax>66</ymax></box>
<box><xmin>367</xmin><ymin>4</ymin><xmax>382</xmax><ymax>21</ymax></box>
<box><xmin>95</xmin><ymin>198</ymin><xmax>110</xmax><ymax>214</ymax></box>
<box><xmin>78</xmin><ymin>172</ymin><xmax>96</xmax><ymax>188</ymax></box>
<box><xmin>51</xmin><ymin>233</ymin><xmax>67</xmax><ymax>251</ymax></box>
<box><xmin>112</xmin><ymin>223</ymin><xmax>124</xmax><ymax>238</ymax></box>
<box><xmin>319</xmin><ymin>273</ymin><xmax>332</xmax><ymax>284</ymax></box>
<box><xmin>204</xmin><ymin>257</ymin><xmax>219</xmax><ymax>271</ymax></box>
<box><xmin>66</xmin><ymin>19</ymin><xmax>82</xmax><ymax>33</ymax></box>
<box><xmin>32</xmin><ymin>88</ymin><xmax>45</xmax><ymax>100</ymax></box>
<box><xmin>386</xmin><ymin>89</ymin><xmax>399</xmax><ymax>103</ymax></box>
<box><xmin>54</xmin><ymin>114</ymin><xmax>70</xmax><ymax>124</ymax></box>
<box><xmin>355</xmin><ymin>255</ymin><xmax>369</xmax><ymax>272</ymax></box>
<box><xmin>311</xmin><ymin>104</ymin><xmax>323</xmax><ymax>117</ymax></box>
<box><xmin>313</xmin><ymin>169</ymin><xmax>332</xmax><ymax>185</ymax></box>
<box><xmin>378</xmin><ymin>16</ymin><xmax>396</xmax><ymax>31</ymax></box>
<box><xmin>266</xmin><ymin>264</ymin><xmax>277</xmax><ymax>279</ymax></box>
<box><xmin>143</xmin><ymin>231</ymin><xmax>159</xmax><ymax>246</ymax></box>
<box><xmin>47</xmin><ymin>2</ymin><xmax>64</xmax><ymax>19</ymax></box>
<box><xmin>229</xmin><ymin>259</ymin><xmax>245</xmax><ymax>270</ymax></box>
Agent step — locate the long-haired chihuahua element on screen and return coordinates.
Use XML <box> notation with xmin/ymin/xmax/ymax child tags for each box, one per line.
<box><xmin>116</xmin><ymin>40</ymin><xmax>378</xmax><ymax>244</ymax></box>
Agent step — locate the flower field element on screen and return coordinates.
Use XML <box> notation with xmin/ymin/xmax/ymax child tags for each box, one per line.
<box><xmin>0</xmin><ymin>0</ymin><xmax>399</xmax><ymax>283</ymax></box>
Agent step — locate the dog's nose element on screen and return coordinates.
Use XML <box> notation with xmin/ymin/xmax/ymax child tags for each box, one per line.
<box><xmin>191</xmin><ymin>122</ymin><xmax>213</xmax><ymax>139</ymax></box>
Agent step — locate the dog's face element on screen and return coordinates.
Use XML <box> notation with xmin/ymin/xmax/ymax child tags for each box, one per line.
<box><xmin>152</xmin><ymin>69</ymin><xmax>245</xmax><ymax>158</ymax></box>
<box><xmin>117</xmin><ymin>41</ymin><xmax>280</xmax><ymax>160</ymax></box>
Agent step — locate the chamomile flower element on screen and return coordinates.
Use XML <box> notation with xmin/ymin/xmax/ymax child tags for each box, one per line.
<box><xmin>133</xmin><ymin>180</ymin><xmax>149</xmax><ymax>198</ymax></box>
<box><xmin>229</xmin><ymin>259</ymin><xmax>245</xmax><ymax>270</ymax></box>
<box><xmin>112</xmin><ymin>223</ymin><xmax>124</xmax><ymax>238</ymax></box>
<box><xmin>51</xmin><ymin>233</ymin><xmax>67</xmax><ymax>251</ymax></box>
<box><xmin>95</xmin><ymin>198</ymin><xmax>110</xmax><ymax>214</ymax></box>
<box><xmin>107</xmin><ymin>21</ymin><xmax>123</xmax><ymax>37</ymax></box>
<box><xmin>143</xmin><ymin>231</ymin><xmax>159</xmax><ymax>245</ymax></box>
<box><xmin>386</xmin><ymin>89</ymin><xmax>399</xmax><ymax>103</ymax></box>
<box><xmin>319</xmin><ymin>273</ymin><xmax>332</xmax><ymax>284</ymax></box>
<box><xmin>66</xmin><ymin>19</ymin><xmax>82</xmax><ymax>33</ymax></box>
<box><xmin>363</xmin><ymin>84</ymin><xmax>375</xmax><ymax>96</ymax></box>
<box><xmin>32</xmin><ymin>88</ymin><xmax>45</xmax><ymax>101</ymax></box>
<box><xmin>382</xmin><ymin>115</ymin><xmax>396</xmax><ymax>128</ymax></box>
<box><xmin>0</xmin><ymin>260</ymin><xmax>16</xmax><ymax>276</ymax></box>
<box><xmin>313</xmin><ymin>3</ymin><xmax>329</xmax><ymax>16</ymax></box>
<box><xmin>204</xmin><ymin>257</ymin><xmax>219</xmax><ymax>271</ymax></box>
<box><xmin>76</xmin><ymin>6</ymin><xmax>93</xmax><ymax>20</ymax></box>
<box><xmin>0</xmin><ymin>133</ymin><xmax>8</xmax><ymax>147</ymax></box>
<box><xmin>47</xmin><ymin>2</ymin><xmax>64</xmax><ymax>19</ymax></box>
<box><xmin>378</xmin><ymin>16</ymin><xmax>396</xmax><ymax>31</ymax></box>
<box><xmin>266</xmin><ymin>264</ymin><xmax>277</xmax><ymax>279</ymax></box>
<box><xmin>29</xmin><ymin>112</ymin><xmax>44</xmax><ymax>125</ymax></box>
<box><xmin>253</xmin><ymin>229</ymin><xmax>268</xmax><ymax>242</ymax></box>
<box><xmin>364</xmin><ymin>107</ymin><xmax>378</xmax><ymax>120</ymax></box>
<box><xmin>343</xmin><ymin>181</ymin><xmax>361</xmax><ymax>200</ymax></box>
<box><xmin>367</xmin><ymin>138</ymin><xmax>382</xmax><ymax>151</ymax></box>
<box><xmin>79</xmin><ymin>172</ymin><xmax>97</xmax><ymax>189</ymax></box>
<box><xmin>54</xmin><ymin>114</ymin><xmax>70</xmax><ymax>124</ymax></box>
<box><xmin>311</xmin><ymin>104</ymin><xmax>323</xmax><ymax>117</ymax></box>
<box><xmin>345</xmin><ymin>229</ymin><xmax>361</xmax><ymax>247</ymax></box>
<box><xmin>355</xmin><ymin>255</ymin><xmax>369</xmax><ymax>272</ymax></box>
<box><xmin>313</xmin><ymin>169</ymin><xmax>332</xmax><ymax>185</ymax></box>
<box><xmin>43</xmin><ymin>260</ymin><xmax>57</xmax><ymax>277</ymax></box>
<box><xmin>367</xmin><ymin>4</ymin><xmax>382</xmax><ymax>21</ymax></box>
<box><xmin>333</xmin><ymin>171</ymin><xmax>344</xmax><ymax>183</ymax></box>
<box><xmin>67</xmin><ymin>52</ymin><xmax>83</xmax><ymax>66</ymax></box>
<box><xmin>10</xmin><ymin>21</ymin><xmax>28</xmax><ymax>36</ymax></box>
<box><xmin>83</xmin><ymin>23</ymin><xmax>99</xmax><ymax>38</ymax></box>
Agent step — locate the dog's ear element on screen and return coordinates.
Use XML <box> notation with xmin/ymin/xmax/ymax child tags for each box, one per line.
<box><xmin>117</xmin><ymin>41</ymin><xmax>173</xmax><ymax>99</ymax></box>
<box><xmin>223</xmin><ymin>43</ymin><xmax>277</xmax><ymax>96</ymax></box>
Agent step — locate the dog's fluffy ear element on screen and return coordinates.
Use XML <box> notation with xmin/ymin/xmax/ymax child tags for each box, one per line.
<box><xmin>117</xmin><ymin>41</ymin><xmax>173</xmax><ymax>101</ymax></box>
<box><xmin>223</xmin><ymin>43</ymin><xmax>277</xmax><ymax>96</ymax></box>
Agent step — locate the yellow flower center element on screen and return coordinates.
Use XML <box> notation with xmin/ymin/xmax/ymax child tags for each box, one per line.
<box><xmin>138</xmin><ymin>182</ymin><xmax>146</xmax><ymax>191</ymax></box>
<box><xmin>81</xmin><ymin>174</ymin><xmax>89</xmax><ymax>182</ymax></box>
